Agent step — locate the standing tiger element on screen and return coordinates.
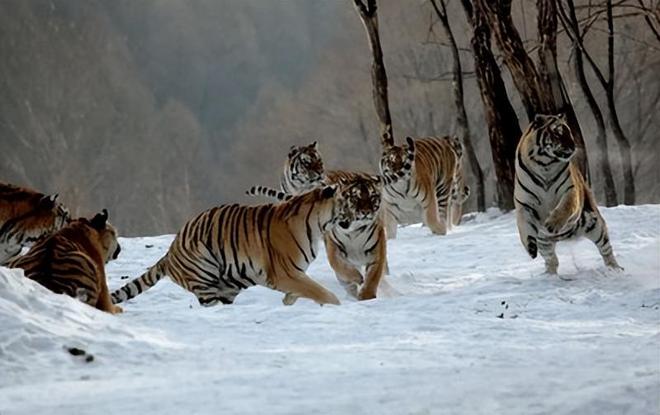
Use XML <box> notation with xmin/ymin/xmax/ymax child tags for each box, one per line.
<box><xmin>112</xmin><ymin>186</ymin><xmax>364</xmax><ymax>307</ymax></box>
<box><xmin>0</xmin><ymin>182</ymin><xmax>70</xmax><ymax>265</ymax></box>
<box><xmin>514</xmin><ymin>114</ymin><xmax>621</xmax><ymax>274</ymax></box>
<box><xmin>379</xmin><ymin>134</ymin><xmax>468</xmax><ymax>238</ymax></box>
<box><xmin>10</xmin><ymin>209</ymin><xmax>122</xmax><ymax>314</ymax></box>
<box><xmin>246</xmin><ymin>140</ymin><xmax>415</xmax><ymax>300</ymax></box>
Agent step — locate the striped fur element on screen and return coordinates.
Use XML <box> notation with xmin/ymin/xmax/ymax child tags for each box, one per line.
<box><xmin>10</xmin><ymin>210</ymin><xmax>122</xmax><ymax>314</ymax></box>
<box><xmin>379</xmin><ymin>136</ymin><xmax>467</xmax><ymax>238</ymax></box>
<box><xmin>0</xmin><ymin>182</ymin><xmax>70</xmax><ymax>265</ymax></box>
<box><xmin>514</xmin><ymin>114</ymin><xmax>621</xmax><ymax>274</ymax></box>
<box><xmin>111</xmin><ymin>186</ymin><xmax>346</xmax><ymax>307</ymax></box>
<box><xmin>248</xmin><ymin>173</ymin><xmax>390</xmax><ymax>300</ymax></box>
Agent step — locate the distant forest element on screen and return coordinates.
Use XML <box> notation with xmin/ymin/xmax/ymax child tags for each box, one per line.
<box><xmin>1</xmin><ymin>0</ymin><xmax>658</xmax><ymax>235</ymax></box>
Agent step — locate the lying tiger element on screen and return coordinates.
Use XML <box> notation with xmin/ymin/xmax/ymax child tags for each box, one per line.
<box><xmin>379</xmin><ymin>134</ymin><xmax>468</xmax><ymax>238</ymax></box>
<box><xmin>514</xmin><ymin>114</ymin><xmax>621</xmax><ymax>274</ymax></box>
<box><xmin>112</xmin><ymin>185</ymin><xmax>371</xmax><ymax>307</ymax></box>
<box><xmin>247</xmin><ymin>140</ymin><xmax>414</xmax><ymax>300</ymax></box>
<box><xmin>0</xmin><ymin>182</ymin><xmax>70</xmax><ymax>265</ymax></box>
<box><xmin>10</xmin><ymin>209</ymin><xmax>122</xmax><ymax>314</ymax></box>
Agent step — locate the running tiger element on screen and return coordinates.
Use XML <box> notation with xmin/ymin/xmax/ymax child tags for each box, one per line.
<box><xmin>10</xmin><ymin>209</ymin><xmax>122</xmax><ymax>314</ymax></box>
<box><xmin>246</xmin><ymin>141</ymin><xmax>415</xmax><ymax>300</ymax></box>
<box><xmin>112</xmin><ymin>186</ymin><xmax>355</xmax><ymax>307</ymax></box>
<box><xmin>0</xmin><ymin>182</ymin><xmax>70</xmax><ymax>265</ymax></box>
<box><xmin>514</xmin><ymin>114</ymin><xmax>621</xmax><ymax>274</ymax></box>
<box><xmin>379</xmin><ymin>134</ymin><xmax>467</xmax><ymax>238</ymax></box>
<box><xmin>249</xmin><ymin>174</ymin><xmax>392</xmax><ymax>301</ymax></box>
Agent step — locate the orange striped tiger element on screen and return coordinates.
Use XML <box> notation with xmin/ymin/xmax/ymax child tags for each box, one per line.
<box><xmin>246</xmin><ymin>140</ymin><xmax>415</xmax><ymax>300</ymax></box>
<box><xmin>379</xmin><ymin>135</ymin><xmax>467</xmax><ymax>238</ymax></box>
<box><xmin>112</xmin><ymin>186</ymin><xmax>356</xmax><ymax>307</ymax></box>
<box><xmin>10</xmin><ymin>209</ymin><xmax>122</xmax><ymax>314</ymax></box>
<box><xmin>514</xmin><ymin>114</ymin><xmax>621</xmax><ymax>274</ymax></box>
<box><xmin>0</xmin><ymin>182</ymin><xmax>70</xmax><ymax>265</ymax></box>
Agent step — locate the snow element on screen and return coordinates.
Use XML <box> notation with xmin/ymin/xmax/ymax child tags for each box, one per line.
<box><xmin>1</xmin><ymin>205</ymin><xmax>659</xmax><ymax>414</ymax></box>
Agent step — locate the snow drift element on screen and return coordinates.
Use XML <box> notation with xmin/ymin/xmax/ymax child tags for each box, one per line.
<box><xmin>0</xmin><ymin>205</ymin><xmax>658</xmax><ymax>415</ymax></box>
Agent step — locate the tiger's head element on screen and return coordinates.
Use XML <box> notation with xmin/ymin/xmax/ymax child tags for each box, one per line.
<box><xmin>23</xmin><ymin>193</ymin><xmax>71</xmax><ymax>240</ymax></box>
<box><xmin>76</xmin><ymin>209</ymin><xmax>120</xmax><ymax>263</ymax></box>
<box><xmin>287</xmin><ymin>141</ymin><xmax>325</xmax><ymax>189</ymax></box>
<box><xmin>379</xmin><ymin>137</ymin><xmax>416</xmax><ymax>183</ymax></box>
<box><xmin>531</xmin><ymin>113</ymin><xmax>575</xmax><ymax>161</ymax></box>
<box><xmin>333</xmin><ymin>176</ymin><xmax>382</xmax><ymax>231</ymax></box>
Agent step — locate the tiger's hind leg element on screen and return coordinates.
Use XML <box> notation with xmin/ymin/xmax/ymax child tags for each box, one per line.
<box><xmin>582</xmin><ymin>212</ymin><xmax>622</xmax><ymax>271</ymax></box>
<box><xmin>193</xmin><ymin>284</ymin><xmax>242</xmax><ymax>306</ymax></box>
<box><xmin>422</xmin><ymin>191</ymin><xmax>447</xmax><ymax>236</ymax></box>
<box><xmin>96</xmin><ymin>270</ymin><xmax>123</xmax><ymax>314</ymax></box>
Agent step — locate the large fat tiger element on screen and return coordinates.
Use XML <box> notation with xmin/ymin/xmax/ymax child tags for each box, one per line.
<box><xmin>10</xmin><ymin>210</ymin><xmax>122</xmax><ymax>314</ymax></box>
<box><xmin>247</xmin><ymin>141</ymin><xmax>415</xmax><ymax>300</ymax></box>
<box><xmin>112</xmin><ymin>186</ymin><xmax>360</xmax><ymax>307</ymax></box>
<box><xmin>0</xmin><ymin>182</ymin><xmax>70</xmax><ymax>265</ymax></box>
<box><xmin>379</xmin><ymin>134</ymin><xmax>467</xmax><ymax>238</ymax></box>
<box><xmin>514</xmin><ymin>114</ymin><xmax>621</xmax><ymax>274</ymax></box>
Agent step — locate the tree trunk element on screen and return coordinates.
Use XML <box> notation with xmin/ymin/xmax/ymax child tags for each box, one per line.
<box><xmin>430</xmin><ymin>0</ymin><xmax>485</xmax><ymax>212</ymax></box>
<box><xmin>461</xmin><ymin>0</ymin><xmax>520</xmax><ymax>211</ymax></box>
<box><xmin>604</xmin><ymin>0</ymin><xmax>635</xmax><ymax>204</ymax></box>
<box><xmin>353</xmin><ymin>0</ymin><xmax>394</xmax><ymax>147</ymax></box>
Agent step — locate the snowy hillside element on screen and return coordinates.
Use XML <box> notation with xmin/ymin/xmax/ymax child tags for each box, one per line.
<box><xmin>1</xmin><ymin>205</ymin><xmax>659</xmax><ymax>414</ymax></box>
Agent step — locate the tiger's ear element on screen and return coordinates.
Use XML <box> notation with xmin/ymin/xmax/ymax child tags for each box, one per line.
<box><xmin>532</xmin><ymin>114</ymin><xmax>549</xmax><ymax>128</ymax></box>
<box><xmin>311</xmin><ymin>141</ymin><xmax>318</xmax><ymax>150</ymax></box>
<box><xmin>39</xmin><ymin>193</ymin><xmax>58</xmax><ymax>207</ymax></box>
<box><xmin>90</xmin><ymin>209</ymin><xmax>108</xmax><ymax>230</ymax></box>
<box><xmin>320</xmin><ymin>185</ymin><xmax>337</xmax><ymax>199</ymax></box>
<box><xmin>381</xmin><ymin>126</ymin><xmax>394</xmax><ymax>148</ymax></box>
<box><xmin>288</xmin><ymin>145</ymin><xmax>298</xmax><ymax>158</ymax></box>
<box><xmin>405</xmin><ymin>136</ymin><xmax>415</xmax><ymax>151</ymax></box>
<box><xmin>557</xmin><ymin>112</ymin><xmax>567</xmax><ymax>122</ymax></box>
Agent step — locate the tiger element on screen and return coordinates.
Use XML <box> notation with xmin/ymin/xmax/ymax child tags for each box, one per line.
<box><xmin>379</xmin><ymin>134</ymin><xmax>468</xmax><ymax>238</ymax></box>
<box><xmin>281</xmin><ymin>141</ymin><xmax>325</xmax><ymax>194</ymax></box>
<box><xmin>112</xmin><ymin>185</ymin><xmax>361</xmax><ymax>307</ymax></box>
<box><xmin>0</xmin><ymin>182</ymin><xmax>70</xmax><ymax>265</ymax></box>
<box><xmin>246</xmin><ymin>140</ymin><xmax>415</xmax><ymax>300</ymax></box>
<box><xmin>10</xmin><ymin>209</ymin><xmax>122</xmax><ymax>314</ymax></box>
<box><xmin>514</xmin><ymin>113</ymin><xmax>621</xmax><ymax>275</ymax></box>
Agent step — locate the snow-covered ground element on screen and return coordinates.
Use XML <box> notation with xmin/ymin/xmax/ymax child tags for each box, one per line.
<box><xmin>1</xmin><ymin>205</ymin><xmax>659</xmax><ymax>415</ymax></box>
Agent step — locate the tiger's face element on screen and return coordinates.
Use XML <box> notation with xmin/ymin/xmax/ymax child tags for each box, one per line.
<box><xmin>535</xmin><ymin>114</ymin><xmax>575</xmax><ymax>161</ymax></box>
<box><xmin>380</xmin><ymin>138</ymin><xmax>415</xmax><ymax>181</ymax></box>
<box><xmin>288</xmin><ymin>141</ymin><xmax>325</xmax><ymax>188</ymax></box>
<box><xmin>333</xmin><ymin>177</ymin><xmax>382</xmax><ymax>231</ymax></box>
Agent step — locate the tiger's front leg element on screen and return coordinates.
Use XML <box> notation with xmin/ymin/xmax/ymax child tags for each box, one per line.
<box><xmin>544</xmin><ymin>187</ymin><xmax>582</xmax><ymax>235</ymax></box>
<box><xmin>515</xmin><ymin>204</ymin><xmax>539</xmax><ymax>259</ymax></box>
<box><xmin>358</xmin><ymin>230</ymin><xmax>387</xmax><ymax>300</ymax></box>
<box><xmin>325</xmin><ymin>236</ymin><xmax>363</xmax><ymax>299</ymax></box>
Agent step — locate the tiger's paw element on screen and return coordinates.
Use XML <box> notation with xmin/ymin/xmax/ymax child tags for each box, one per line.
<box><xmin>543</xmin><ymin>216</ymin><xmax>566</xmax><ymax>235</ymax></box>
<box><xmin>357</xmin><ymin>287</ymin><xmax>377</xmax><ymax>301</ymax></box>
<box><xmin>282</xmin><ymin>292</ymin><xmax>299</xmax><ymax>306</ymax></box>
<box><xmin>111</xmin><ymin>305</ymin><xmax>123</xmax><ymax>314</ymax></box>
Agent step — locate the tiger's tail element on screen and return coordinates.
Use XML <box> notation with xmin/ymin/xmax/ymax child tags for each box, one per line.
<box><xmin>246</xmin><ymin>185</ymin><xmax>291</xmax><ymax>201</ymax></box>
<box><xmin>111</xmin><ymin>256</ymin><xmax>169</xmax><ymax>304</ymax></box>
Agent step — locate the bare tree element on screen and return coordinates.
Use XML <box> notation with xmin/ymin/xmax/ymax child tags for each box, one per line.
<box><xmin>557</xmin><ymin>0</ymin><xmax>635</xmax><ymax>204</ymax></box>
<box><xmin>353</xmin><ymin>0</ymin><xmax>395</xmax><ymax>146</ymax></box>
<box><xmin>429</xmin><ymin>0</ymin><xmax>485</xmax><ymax>211</ymax></box>
<box><xmin>460</xmin><ymin>0</ymin><xmax>521</xmax><ymax>211</ymax></box>
<box><xmin>557</xmin><ymin>0</ymin><xmax>618</xmax><ymax>206</ymax></box>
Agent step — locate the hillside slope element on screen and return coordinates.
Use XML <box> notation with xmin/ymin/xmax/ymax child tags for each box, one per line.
<box><xmin>1</xmin><ymin>205</ymin><xmax>659</xmax><ymax>414</ymax></box>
